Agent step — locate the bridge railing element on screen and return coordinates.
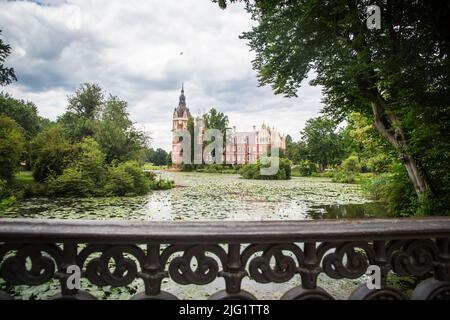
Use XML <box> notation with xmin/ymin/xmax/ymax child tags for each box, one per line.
<box><xmin>0</xmin><ymin>218</ymin><xmax>449</xmax><ymax>300</ymax></box>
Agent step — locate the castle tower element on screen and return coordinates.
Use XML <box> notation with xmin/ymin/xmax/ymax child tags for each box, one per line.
<box><xmin>172</xmin><ymin>84</ymin><xmax>192</xmax><ymax>166</ymax></box>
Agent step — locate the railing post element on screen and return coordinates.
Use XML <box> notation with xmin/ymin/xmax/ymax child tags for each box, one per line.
<box><xmin>132</xmin><ymin>244</ymin><xmax>177</xmax><ymax>300</ymax></box>
<box><xmin>301</xmin><ymin>242</ymin><xmax>320</xmax><ymax>289</ymax></box>
<box><xmin>53</xmin><ymin>243</ymin><xmax>96</xmax><ymax>300</ymax></box>
<box><xmin>434</xmin><ymin>238</ymin><xmax>450</xmax><ymax>282</ymax></box>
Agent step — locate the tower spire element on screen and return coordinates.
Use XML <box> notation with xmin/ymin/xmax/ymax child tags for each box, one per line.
<box><xmin>179</xmin><ymin>83</ymin><xmax>186</xmax><ymax>107</ymax></box>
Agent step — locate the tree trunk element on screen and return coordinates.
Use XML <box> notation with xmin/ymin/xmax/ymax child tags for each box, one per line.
<box><xmin>370</xmin><ymin>97</ymin><xmax>434</xmax><ymax>198</ymax></box>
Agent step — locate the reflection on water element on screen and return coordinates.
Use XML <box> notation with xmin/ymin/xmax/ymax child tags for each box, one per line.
<box><xmin>306</xmin><ymin>202</ymin><xmax>387</xmax><ymax>219</ymax></box>
<box><xmin>2</xmin><ymin>172</ymin><xmax>387</xmax><ymax>220</ymax></box>
<box><xmin>0</xmin><ymin>172</ymin><xmax>386</xmax><ymax>300</ymax></box>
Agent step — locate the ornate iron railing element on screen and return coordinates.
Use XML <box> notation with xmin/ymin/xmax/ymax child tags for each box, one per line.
<box><xmin>0</xmin><ymin>218</ymin><xmax>450</xmax><ymax>300</ymax></box>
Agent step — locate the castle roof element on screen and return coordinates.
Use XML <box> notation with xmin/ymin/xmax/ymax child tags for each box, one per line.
<box><xmin>174</xmin><ymin>83</ymin><xmax>192</xmax><ymax>118</ymax></box>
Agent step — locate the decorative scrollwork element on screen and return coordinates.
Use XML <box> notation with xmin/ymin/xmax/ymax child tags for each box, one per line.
<box><xmin>242</xmin><ymin>244</ymin><xmax>304</xmax><ymax>283</ymax></box>
<box><xmin>0</xmin><ymin>244</ymin><xmax>62</xmax><ymax>286</ymax></box>
<box><xmin>389</xmin><ymin>240</ymin><xmax>438</xmax><ymax>276</ymax></box>
<box><xmin>281</xmin><ymin>287</ymin><xmax>334</xmax><ymax>300</ymax></box>
<box><xmin>79</xmin><ymin>245</ymin><xmax>145</xmax><ymax>287</ymax></box>
<box><xmin>318</xmin><ymin>242</ymin><xmax>375</xmax><ymax>279</ymax></box>
<box><xmin>164</xmin><ymin>245</ymin><xmax>227</xmax><ymax>285</ymax></box>
<box><xmin>412</xmin><ymin>278</ymin><xmax>450</xmax><ymax>300</ymax></box>
<box><xmin>349</xmin><ymin>284</ymin><xmax>405</xmax><ymax>300</ymax></box>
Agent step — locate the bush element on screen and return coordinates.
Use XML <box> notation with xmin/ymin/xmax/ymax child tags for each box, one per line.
<box><xmin>72</xmin><ymin>137</ymin><xmax>106</xmax><ymax>186</ymax></box>
<box><xmin>332</xmin><ymin>171</ymin><xmax>356</xmax><ymax>184</ymax></box>
<box><xmin>240</xmin><ymin>157</ymin><xmax>291</xmax><ymax>180</ymax></box>
<box><xmin>0</xmin><ymin>179</ymin><xmax>16</xmax><ymax>210</ymax></box>
<box><xmin>149</xmin><ymin>177</ymin><xmax>175</xmax><ymax>190</ymax></box>
<box><xmin>341</xmin><ymin>155</ymin><xmax>361</xmax><ymax>173</ymax></box>
<box><xmin>332</xmin><ymin>155</ymin><xmax>361</xmax><ymax>184</ymax></box>
<box><xmin>47</xmin><ymin>167</ymin><xmax>97</xmax><ymax>197</ymax></box>
<box><xmin>367</xmin><ymin>154</ymin><xmax>393</xmax><ymax>173</ymax></box>
<box><xmin>0</xmin><ymin>114</ymin><xmax>26</xmax><ymax>181</ymax></box>
<box><xmin>46</xmin><ymin>138</ymin><xmax>106</xmax><ymax>197</ymax></box>
<box><xmin>361</xmin><ymin>163</ymin><xmax>418</xmax><ymax>217</ymax></box>
<box><xmin>297</xmin><ymin>160</ymin><xmax>317</xmax><ymax>177</ymax></box>
<box><xmin>104</xmin><ymin>165</ymin><xmax>136</xmax><ymax>196</ymax></box>
<box><xmin>31</xmin><ymin>126</ymin><xmax>72</xmax><ymax>182</ymax></box>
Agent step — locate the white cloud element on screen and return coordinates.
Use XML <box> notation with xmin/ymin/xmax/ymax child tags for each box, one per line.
<box><xmin>0</xmin><ymin>0</ymin><xmax>324</xmax><ymax>150</ymax></box>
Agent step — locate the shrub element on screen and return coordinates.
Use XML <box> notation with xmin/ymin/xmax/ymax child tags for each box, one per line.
<box><xmin>367</xmin><ymin>154</ymin><xmax>393</xmax><ymax>173</ymax></box>
<box><xmin>31</xmin><ymin>126</ymin><xmax>72</xmax><ymax>182</ymax></box>
<box><xmin>104</xmin><ymin>165</ymin><xmax>136</xmax><ymax>196</ymax></box>
<box><xmin>341</xmin><ymin>155</ymin><xmax>361</xmax><ymax>173</ymax></box>
<box><xmin>332</xmin><ymin>171</ymin><xmax>356</xmax><ymax>184</ymax></box>
<box><xmin>0</xmin><ymin>114</ymin><xmax>26</xmax><ymax>181</ymax></box>
<box><xmin>0</xmin><ymin>179</ymin><xmax>16</xmax><ymax>210</ymax></box>
<box><xmin>297</xmin><ymin>160</ymin><xmax>317</xmax><ymax>177</ymax></box>
<box><xmin>47</xmin><ymin>167</ymin><xmax>96</xmax><ymax>197</ymax></box>
<box><xmin>72</xmin><ymin>137</ymin><xmax>106</xmax><ymax>186</ymax></box>
<box><xmin>240</xmin><ymin>157</ymin><xmax>291</xmax><ymax>180</ymax></box>
<box><xmin>149</xmin><ymin>177</ymin><xmax>175</xmax><ymax>190</ymax></box>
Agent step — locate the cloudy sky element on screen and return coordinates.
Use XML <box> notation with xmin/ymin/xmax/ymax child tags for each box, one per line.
<box><xmin>0</xmin><ymin>0</ymin><xmax>324</xmax><ymax>150</ymax></box>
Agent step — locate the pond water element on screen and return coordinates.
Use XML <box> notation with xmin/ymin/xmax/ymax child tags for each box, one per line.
<box><xmin>3</xmin><ymin>172</ymin><xmax>386</xmax><ymax>220</ymax></box>
<box><xmin>0</xmin><ymin>172</ymin><xmax>387</xmax><ymax>300</ymax></box>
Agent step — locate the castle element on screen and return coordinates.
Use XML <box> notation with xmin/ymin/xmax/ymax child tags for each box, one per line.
<box><xmin>172</xmin><ymin>85</ymin><xmax>286</xmax><ymax>166</ymax></box>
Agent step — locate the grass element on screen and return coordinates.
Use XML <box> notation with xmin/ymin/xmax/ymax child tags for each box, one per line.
<box><xmin>142</xmin><ymin>163</ymin><xmax>168</xmax><ymax>171</ymax></box>
<box><xmin>15</xmin><ymin>171</ymin><xmax>34</xmax><ymax>183</ymax></box>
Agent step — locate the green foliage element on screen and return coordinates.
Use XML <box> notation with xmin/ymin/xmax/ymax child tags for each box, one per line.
<box><xmin>46</xmin><ymin>138</ymin><xmax>105</xmax><ymax>197</ymax></box>
<box><xmin>367</xmin><ymin>154</ymin><xmax>393</xmax><ymax>174</ymax></box>
<box><xmin>30</xmin><ymin>125</ymin><xmax>72</xmax><ymax>182</ymax></box>
<box><xmin>332</xmin><ymin>171</ymin><xmax>356</xmax><ymax>184</ymax></box>
<box><xmin>47</xmin><ymin>167</ymin><xmax>96</xmax><ymax>197</ymax></box>
<box><xmin>240</xmin><ymin>157</ymin><xmax>291</xmax><ymax>180</ymax></box>
<box><xmin>105</xmin><ymin>162</ymin><xmax>142</xmax><ymax>196</ymax></box>
<box><xmin>294</xmin><ymin>160</ymin><xmax>317</xmax><ymax>177</ymax></box>
<box><xmin>204</xmin><ymin>108</ymin><xmax>229</xmax><ymax>133</ymax></box>
<box><xmin>72</xmin><ymin>137</ymin><xmax>106</xmax><ymax>186</ymax></box>
<box><xmin>147</xmin><ymin>148</ymin><xmax>169</xmax><ymax>166</ymax></box>
<box><xmin>0</xmin><ymin>179</ymin><xmax>16</xmax><ymax>210</ymax></box>
<box><xmin>223</xmin><ymin>1</ymin><xmax>450</xmax><ymax>215</ymax></box>
<box><xmin>0</xmin><ymin>30</ymin><xmax>16</xmax><ymax>86</ymax></box>
<box><xmin>0</xmin><ymin>93</ymin><xmax>50</xmax><ymax>138</ymax></box>
<box><xmin>58</xmin><ymin>83</ymin><xmax>104</xmax><ymax>142</ymax></box>
<box><xmin>301</xmin><ymin>116</ymin><xmax>346</xmax><ymax>171</ymax></box>
<box><xmin>0</xmin><ymin>114</ymin><xmax>26</xmax><ymax>181</ymax></box>
<box><xmin>332</xmin><ymin>155</ymin><xmax>361</xmax><ymax>184</ymax></box>
<box><xmin>96</xmin><ymin>96</ymin><xmax>147</xmax><ymax>163</ymax></box>
<box><xmin>149</xmin><ymin>177</ymin><xmax>175</xmax><ymax>190</ymax></box>
<box><xmin>341</xmin><ymin>155</ymin><xmax>361</xmax><ymax>173</ymax></box>
<box><xmin>285</xmin><ymin>140</ymin><xmax>308</xmax><ymax>164</ymax></box>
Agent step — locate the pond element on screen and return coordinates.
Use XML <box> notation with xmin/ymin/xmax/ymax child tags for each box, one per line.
<box><xmin>3</xmin><ymin>172</ymin><xmax>386</xmax><ymax>220</ymax></box>
<box><xmin>0</xmin><ymin>172</ymin><xmax>387</xmax><ymax>300</ymax></box>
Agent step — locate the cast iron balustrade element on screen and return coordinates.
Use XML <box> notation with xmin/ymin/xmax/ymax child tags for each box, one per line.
<box><xmin>0</xmin><ymin>218</ymin><xmax>450</xmax><ymax>300</ymax></box>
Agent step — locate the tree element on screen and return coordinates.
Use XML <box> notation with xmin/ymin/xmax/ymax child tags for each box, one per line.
<box><xmin>30</xmin><ymin>125</ymin><xmax>73</xmax><ymax>182</ymax></box>
<box><xmin>0</xmin><ymin>114</ymin><xmax>25</xmax><ymax>181</ymax></box>
<box><xmin>0</xmin><ymin>93</ymin><xmax>50</xmax><ymax>138</ymax></box>
<box><xmin>204</xmin><ymin>108</ymin><xmax>229</xmax><ymax>133</ymax></box>
<box><xmin>0</xmin><ymin>30</ymin><xmax>16</xmax><ymax>86</ymax></box>
<box><xmin>59</xmin><ymin>83</ymin><xmax>104</xmax><ymax>141</ymax></box>
<box><xmin>96</xmin><ymin>95</ymin><xmax>147</xmax><ymax>163</ymax></box>
<box><xmin>218</xmin><ymin>0</ymin><xmax>450</xmax><ymax>209</ymax></box>
<box><xmin>204</xmin><ymin>108</ymin><xmax>229</xmax><ymax>159</ymax></box>
<box><xmin>301</xmin><ymin>116</ymin><xmax>346</xmax><ymax>171</ymax></box>
<box><xmin>148</xmin><ymin>148</ymin><xmax>169</xmax><ymax>166</ymax></box>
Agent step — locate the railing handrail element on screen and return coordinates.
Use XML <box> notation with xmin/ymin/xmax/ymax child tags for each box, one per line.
<box><xmin>1</xmin><ymin>217</ymin><xmax>450</xmax><ymax>244</ymax></box>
